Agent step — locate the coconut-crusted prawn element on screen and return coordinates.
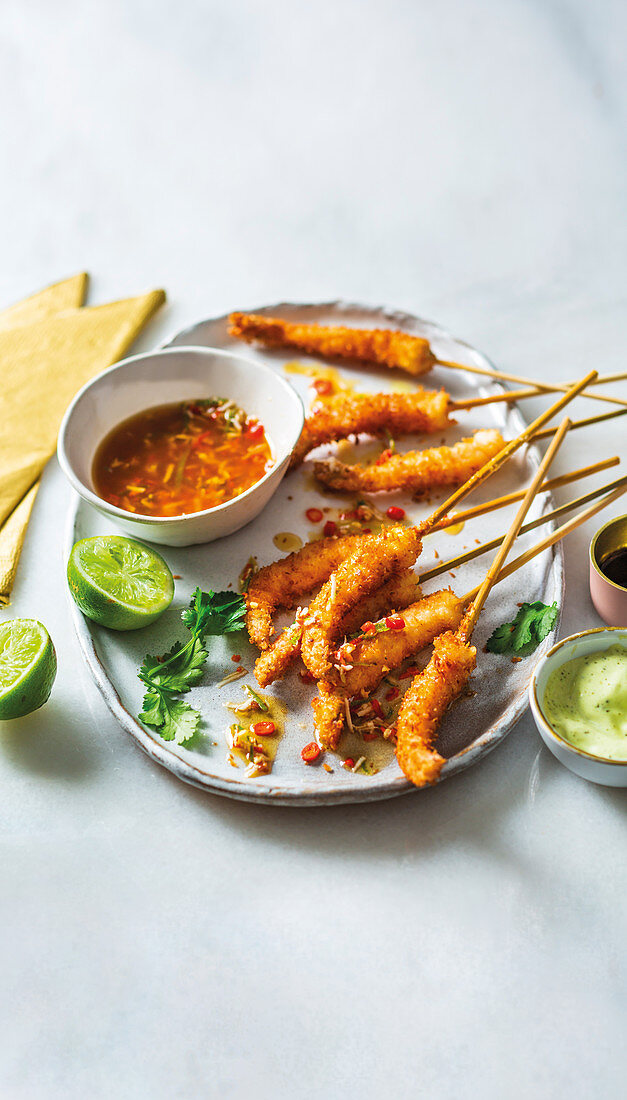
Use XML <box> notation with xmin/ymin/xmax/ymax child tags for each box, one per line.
<box><xmin>228</xmin><ymin>312</ymin><xmax>437</xmax><ymax>375</ymax></box>
<box><xmin>395</xmin><ymin>630</ymin><xmax>477</xmax><ymax>787</ymax></box>
<box><xmin>288</xmin><ymin>389</ymin><xmax>452</xmax><ymax>469</ymax></box>
<box><xmin>245</xmin><ymin>533</ymin><xmax>365</xmax><ymax>649</ymax></box>
<box><xmin>312</xmin><ymin>588</ymin><xmax>467</xmax><ymax>751</ymax></box>
<box><xmin>313</xmin><ymin>429</ymin><xmax>505</xmax><ymax>495</ymax></box>
<box><xmin>332</xmin><ymin>588</ymin><xmax>467</xmax><ymax>698</ymax></box>
<box><xmin>300</xmin><ymin>525</ymin><xmax>422</xmax><ymax>680</ymax></box>
<box><xmin>254</xmin><ymin>570</ymin><xmax>419</xmax><ymax>689</ymax></box>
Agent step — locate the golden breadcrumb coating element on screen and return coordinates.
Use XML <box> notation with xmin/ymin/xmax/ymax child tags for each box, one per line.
<box><xmin>313</xmin><ymin>429</ymin><xmax>504</xmax><ymax>494</ymax></box>
<box><xmin>395</xmin><ymin>631</ymin><xmax>476</xmax><ymax>787</ymax></box>
<box><xmin>289</xmin><ymin>389</ymin><xmax>452</xmax><ymax>468</ymax></box>
<box><xmin>334</xmin><ymin>588</ymin><xmax>466</xmax><ymax>697</ymax></box>
<box><xmin>301</xmin><ymin>526</ymin><xmax>422</xmax><ymax>680</ymax></box>
<box><xmin>228</xmin><ymin>312</ymin><xmax>437</xmax><ymax>374</ymax></box>
<box><xmin>245</xmin><ymin>534</ymin><xmax>364</xmax><ymax>649</ymax></box>
<box><xmin>254</xmin><ymin>571</ymin><xmax>419</xmax><ymax>689</ymax></box>
<box><xmin>312</xmin><ymin>681</ymin><xmax>346</xmax><ymax>751</ymax></box>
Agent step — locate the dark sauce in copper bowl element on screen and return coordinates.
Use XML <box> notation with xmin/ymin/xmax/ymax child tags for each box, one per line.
<box><xmin>600</xmin><ymin>547</ymin><xmax>627</xmax><ymax>590</ymax></box>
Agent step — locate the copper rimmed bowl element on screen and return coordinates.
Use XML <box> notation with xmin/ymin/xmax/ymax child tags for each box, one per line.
<box><xmin>589</xmin><ymin>514</ymin><xmax>627</xmax><ymax>627</ymax></box>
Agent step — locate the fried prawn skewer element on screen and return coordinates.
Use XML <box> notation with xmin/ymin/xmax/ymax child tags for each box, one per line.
<box><xmin>245</xmin><ymin>533</ymin><xmax>364</xmax><ymax>649</ymax></box>
<box><xmin>229</xmin><ymin>310</ymin><xmax>625</xmax><ymax>408</ymax></box>
<box><xmin>331</xmin><ymin>468</ymin><xmax>627</xmax><ymax>705</ymax></box>
<box><xmin>245</xmin><ymin>453</ymin><xmax>615</xmax><ymax>653</ymax></box>
<box><xmin>246</xmin><ymin>371</ymin><xmax>595</xmax><ymax>651</ymax></box>
<box><xmin>289</xmin><ymin>385</ymin><xmax>575</xmax><ymax>471</ymax></box>
<box><xmin>314</xmin><ymin>429</ymin><xmax>505</xmax><ymax>494</ymax></box>
<box><xmin>332</xmin><ymin>588</ymin><xmax>466</xmax><ymax>698</ymax></box>
<box><xmin>229</xmin><ymin>312</ymin><xmax>437</xmax><ymax>375</ymax></box>
<box><xmin>254</xmin><ymin>571</ymin><xmax>419</xmax><ymax>689</ymax></box>
<box><xmin>296</xmin><ymin>375</ymin><xmax>594</xmax><ymax>679</ymax></box>
<box><xmin>301</xmin><ymin>525</ymin><xmax>422</xmax><ymax>680</ymax></box>
<box><xmin>289</xmin><ymin>388</ymin><xmax>453</xmax><ymax>469</ymax></box>
<box><xmin>396</xmin><ymin>418</ymin><xmax>571</xmax><ymax>788</ymax></box>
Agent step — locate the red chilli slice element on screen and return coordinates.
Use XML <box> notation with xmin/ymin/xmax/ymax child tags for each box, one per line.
<box><xmin>252</xmin><ymin>720</ymin><xmax>276</xmax><ymax>736</ymax></box>
<box><xmin>301</xmin><ymin>741</ymin><xmax>321</xmax><ymax>763</ymax></box>
<box><xmin>386</xmin><ymin>506</ymin><xmax>405</xmax><ymax>520</ymax></box>
<box><xmin>306</xmin><ymin>508</ymin><xmax>324</xmax><ymax>523</ymax></box>
<box><xmin>323</xmin><ymin>520</ymin><xmax>338</xmax><ymax>537</ymax></box>
<box><xmin>385</xmin><ymin>616</ymin><xmax>406</xmax><ymax>631</ymax></box>
<box><xmin>313</xmin><ymin>378</ymin><xmax>333</xmax><ymax>395</ymax></box>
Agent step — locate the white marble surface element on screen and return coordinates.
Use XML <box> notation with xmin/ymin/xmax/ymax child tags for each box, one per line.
<box><xmin>1</xmin><ymin>1</ymin><xmax>626</xmax><ymax>1097</ymax></box>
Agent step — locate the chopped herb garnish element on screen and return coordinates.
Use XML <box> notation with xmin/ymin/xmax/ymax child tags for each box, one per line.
<box><xmin>239</xmin><ymin>556</ymin><xmax>259</xmax><ymax>593</ymax></box>
<box><xmin>245</xmin><ymin>685</ymin><xmax>269</xmax><ymax>712</ymax></box>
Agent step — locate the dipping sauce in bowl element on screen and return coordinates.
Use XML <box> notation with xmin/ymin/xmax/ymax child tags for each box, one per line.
<box><xmin>541</xmin><ymin>643</ymin><xmax>627</xmax><ymax>761</ymax></box>
<box><xmin>93</xmin><ymin>398</ymin><xmax>273</xmax><ymax>517</ymax></box>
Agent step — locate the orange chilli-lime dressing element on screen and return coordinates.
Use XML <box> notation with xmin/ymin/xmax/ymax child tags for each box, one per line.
<box><xmin>93</xmin><ymin>398</ymin><xmax>272</xmax><ymax>517</ymax></box>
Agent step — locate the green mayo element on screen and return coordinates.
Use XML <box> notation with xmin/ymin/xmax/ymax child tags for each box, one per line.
<box><xmin>542</xmin><ymin>644</ymin><xmax>627</xmax><ymax>760</ymax></box>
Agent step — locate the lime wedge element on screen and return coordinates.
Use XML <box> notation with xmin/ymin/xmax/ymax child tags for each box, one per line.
<box><xmin>68</xmin><ymin>536</ymin><xmax>174</xmax><ymax>630</ymax></box>
<box><xmin>0</xmin><ymin>619</ymin><xmax>57</xmax><ymax>720</ymax></box>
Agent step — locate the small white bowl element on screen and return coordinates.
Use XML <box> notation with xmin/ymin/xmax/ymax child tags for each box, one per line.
<box><xmin>529</xmin><ymin>628</ymin><xmax>627</xmax><ymax>787</ymax></box>
<box><xmin>57</xmin><ymin>346</ymin><xmax>304</xmax><ymax>546</ymax></box>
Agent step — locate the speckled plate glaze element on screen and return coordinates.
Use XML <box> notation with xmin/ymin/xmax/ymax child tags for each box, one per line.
<box><xmin>67</xmin><ymin>301</ymin><xmax>563</xmax><ymax>805</ymax></box>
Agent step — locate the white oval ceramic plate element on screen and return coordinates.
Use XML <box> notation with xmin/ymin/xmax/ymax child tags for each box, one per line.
<box><xmin>67</xmin><ymin>301</ymin><xmax>563</xmax><ymax>805</ymax></box>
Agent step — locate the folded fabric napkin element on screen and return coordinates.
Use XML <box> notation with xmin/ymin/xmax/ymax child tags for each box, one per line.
<box><xmin>0</xmin><ymin>277</ymin><xmax>166</xmax><ymax>601</ymax></box>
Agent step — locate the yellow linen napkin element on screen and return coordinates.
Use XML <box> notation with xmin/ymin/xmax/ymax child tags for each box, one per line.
<box><xmin>0</xmin><ymin>273</ymin><xmax>88</xmax><ymax>330</ymax></box>
<box><xmin>0</xmin><ymin>287</ymin><xmax>166</xmax><ymax>602</ymax></box>
<box><xmin>0</xmin><ymin>274</ymin><xmax>89</xmax><ymax>602</ymax></box>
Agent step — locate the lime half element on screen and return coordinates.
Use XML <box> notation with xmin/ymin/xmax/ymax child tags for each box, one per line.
<box><xmin>68</xmin><ymin>536</ymin><xmax>174</xmax><ymax>630</ymax></box>
<box><xmin>0</xmin><ymin>619</ymin><xmax>57</xmax><ymax>720</ymax></box>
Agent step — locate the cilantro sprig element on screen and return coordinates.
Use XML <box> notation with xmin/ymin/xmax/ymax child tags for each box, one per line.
<box><xmin>138</xmin><ymin>587</ymin><xmax>246</xmax><ymax>743</ymax></box>
<box><xmin>486</xmin><ymin>601</ymin><xmax>559</xmax><ymax>656</ymax></box>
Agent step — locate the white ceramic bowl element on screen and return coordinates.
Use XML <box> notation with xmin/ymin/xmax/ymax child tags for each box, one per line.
<box><xmin>57</xmin><ymin>346</ymin><xmax>304</xmax><ymax>546</ymax></box>
<box><xmin>529</xmin><ymin>627</ymin><xmax>627</xmax><ymax>787</ymax></box>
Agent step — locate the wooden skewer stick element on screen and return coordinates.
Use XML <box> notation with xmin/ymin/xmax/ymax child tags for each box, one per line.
<box><xmin>432</xmin><ymin>455</ymin><xmax>620</xmax><ymax>532</ymax></box>
<box><xmin>594</xmin><ymin>372</ymin><xmax>627</xmax><ymax>386</ymax></box>
<box><xmin>450</xmin><ymin>386</ymin><xmax>552</xmax><ymax>410</ymax></box>
<box><xmin>462</xmin><ymin>479</ymin><xmax>627</xmax><ymax>603</ymax></box>
<box><xmin>457</xmin><ymin>418</ymin><xmax>571</xmax><ymax>642</ymax></box>
<box><xmin>423</xmin><ymin>369</ymin><xmax>597</xmax><ymax>531</ymax></box>
<box><xmin>420</xmin><ymin>472</ymin><xmax>627</xmax><ymax>582</ymax></box>
<box><xmin>532</xmin><ymin>406</ymin><xmax>626</xmax><ymax>440</ymax></box>
<box><xmin>437</xmin><ymin>359</ymin><xmax>627</xmax><ymax>409</ymax></box>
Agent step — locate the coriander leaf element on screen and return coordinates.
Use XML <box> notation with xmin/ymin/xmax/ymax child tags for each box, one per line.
<box><xmin>486</xmin><ymin>601</ymin><xmax>559</xmax><ymax>656</ymax></box>
<box><xmin>140</xmin><ymin>688</ymin><xmax>201</xmax><ymax>743</ymax></box>
<box><xmin>137</xmin><ymin>587</ymin><xmax>245</xmax><ymax>743</ymax></box>
<box><xmin>159</xmin><ymin>698</ymin><xmax>201</xmax><ymax>743</ymax></box>
<box><xmin>181</xmin><ymin>587</ymin><xmax>246</xmax><ymax>638</ymax></box>
<box><xmin>139</xmin><ymin>689</ymin><xmax>165</xmax><ymax>728</ymax></box>
<box><xmin>141</xmin><ymin>636</ymin><xmax>208</xmax><ymax>694</ymax></box>
<box><xmin>484</xmin><ymin>622</ymin><xmax>515</xmax><ymax>654</ymax></box>
<box><xmin>533</xmin><ymin>601</ymin><xmax>560</xmax><ymax>641</ymax></box>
